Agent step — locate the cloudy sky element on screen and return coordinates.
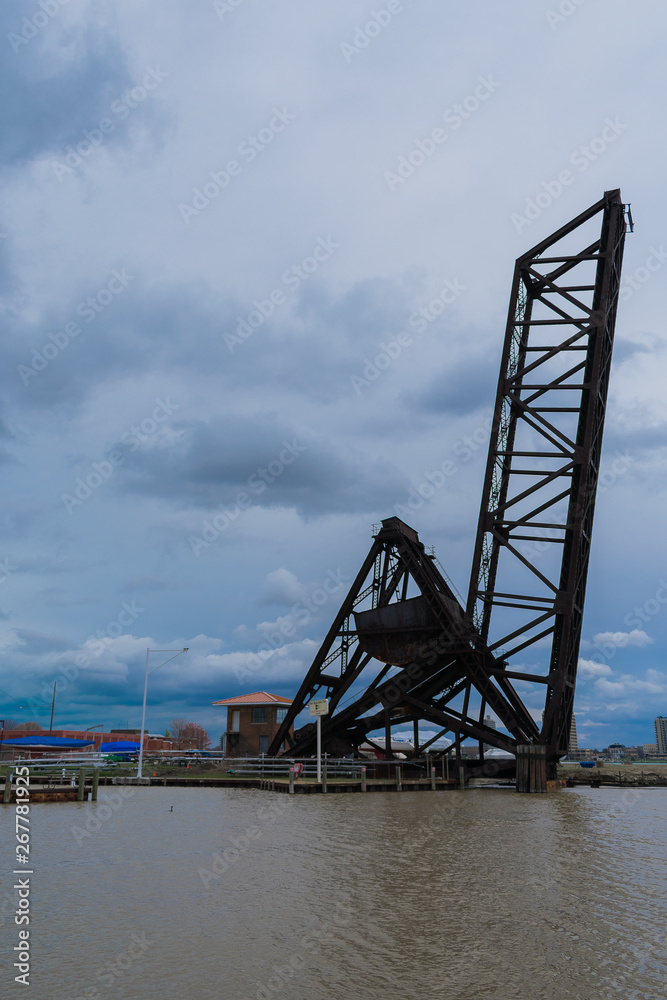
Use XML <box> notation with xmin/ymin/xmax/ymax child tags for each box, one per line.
<box><xmin>0</xmin><ymin>0</ymin><xmax>665</xmax><ymax>749</ymax></box>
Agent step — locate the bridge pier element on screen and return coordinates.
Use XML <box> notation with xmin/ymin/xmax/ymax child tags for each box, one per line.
<box><xmin>516</xmin><ymin>746</ymin><xmax>547</xmax><ymax>793</ymax></box>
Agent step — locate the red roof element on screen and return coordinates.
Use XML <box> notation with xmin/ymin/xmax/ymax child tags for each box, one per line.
<box><xmin>212</xmin><ymin>691</ymin><xmax>293</xmax><ymax>707</ymax></box>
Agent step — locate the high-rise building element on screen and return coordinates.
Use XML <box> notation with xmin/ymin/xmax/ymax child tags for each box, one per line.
<box><xmin>541</xmin><ymin>710</ymin><xmax>578</xmax><ymax>755</ymax></box>
<box><xmin>655</xmin><ymin>716</ymin><xmax>667</xmax><ymax>755</ymax></box>
<box><xmin>568</xmin><ymin>715</ymin><xmax>578</xmax><ymax>754</ymax></box>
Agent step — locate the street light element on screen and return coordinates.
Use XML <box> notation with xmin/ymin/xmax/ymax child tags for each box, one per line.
<box><xmin>137</xmin><ymin>648</ymin><xmax>189</xmax><ymax>778</ymax></box>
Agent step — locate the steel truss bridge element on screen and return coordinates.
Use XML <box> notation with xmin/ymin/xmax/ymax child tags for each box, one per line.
<box><xmin>268</xmin><ymin>190</ymin><xmax>630</xmax><ymax>791</ymax></box>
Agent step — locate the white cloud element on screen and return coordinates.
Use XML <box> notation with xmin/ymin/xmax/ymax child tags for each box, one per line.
<box><xmin>259</xmin><ymin>568</ymin><xmax>305</xmax><ymax>606</ymax></box>
<box><xmin>578</xmin><ymin>658</ymin><xmax>612</xmax><ymax>678</ymax></box>
<box><xmin>592</xmin><ymin>630</ymin><xmax>653</xmax><ymax>648</ymax></box>
<box><xmin>595</xmin><ymin>670</ymin><xmax>667</xmax><ymax>699</ymax></box>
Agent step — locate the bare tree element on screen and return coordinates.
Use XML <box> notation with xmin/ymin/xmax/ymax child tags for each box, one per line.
<box><xmin>167</xmin><ymin>719</ymin><xmax>211</xmax><ymax>750</ymax></box>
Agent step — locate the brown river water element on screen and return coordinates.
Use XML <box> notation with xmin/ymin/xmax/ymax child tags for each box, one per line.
<box><xmin>1</xmin><ymin>785</ymin><xmax>665</xmax><ymax>1000</ymax></box>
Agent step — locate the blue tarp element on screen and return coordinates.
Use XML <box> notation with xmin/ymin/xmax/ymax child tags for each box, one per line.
<box><xmin>1</xmin><ymin>736</ymin><xmax>95</xmax><ymax>748</ymax></box>
<box><xmin>98</xmin><ymin>741</ymin><xmax>141</xmax><ymax>752</ymax></box>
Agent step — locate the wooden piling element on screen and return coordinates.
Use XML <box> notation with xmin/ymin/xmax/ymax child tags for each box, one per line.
<box><xmin>430</xmin><ymin>766</ymin><xmax>436</xmax><ymax>791</ymax></box>
<box><xmin>322</xmin><ymin>763</ymin><xmax>328</xmax><ymax>794</ymax></box>
<box><xmin>289</xmin><ymin>768</ymin><xmax>295</xmax><ymax>794</ymax></box>
<box><xmin>395</xmin><ymin>765</ymin><xmax>402</xmax><ymax>792</ymax></box>
<box><xmin>458</xmin><ymin>765</ymin><xmax>465</xmax><ymax>790</ymax></box>
<box><xmin>91</xmin><ymin>769</ymin><xmax>100</xmax><ymax>802</ymax></box>
<box><xmin>361</xmin><ymin>767</ymin><xmax>367</xmax><ymax>792</ymax></box>
<box><xmin>516</xmin><ymin>745</ymin><xmax>547</xmax><ymax>793</ymax></box>
<box><xmin>3</xmin><ymin>773</ymin><xmax>11</xmax><ymax>804</ymax></box>
<box><xmin>77</xmin><ymin>768</ymin><xmax>86</xmax><ymax>801</ymax></box>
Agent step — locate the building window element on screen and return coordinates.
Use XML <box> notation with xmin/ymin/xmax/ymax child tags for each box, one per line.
<box><xmin>276</xmin><ymin>707</ymin><xmax>288</xmax><ymax>724</ymax></box>
<box><xmin>251</xmin><ymin>707</ymin><xmax>268</xmax><ymax>724</ymax></box>
<box><xmin>229</xmin><ymin>710</ymin><xmax>240</xmax><ymax>733</ymax></box>
<box><xmin>259</xmin><ymin>736</ymin><xmax>268</xmax><ymax>753</ymax></box>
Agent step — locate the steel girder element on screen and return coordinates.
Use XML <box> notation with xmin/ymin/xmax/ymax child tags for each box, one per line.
<box><xmin>268</xmin><ymin>191</ymin><xmax>628</xmax><ymax>766</ymax></box>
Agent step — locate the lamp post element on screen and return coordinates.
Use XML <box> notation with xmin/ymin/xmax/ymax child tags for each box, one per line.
<box><xmin>137</xmin><ymin>648</ymin><xmax>188</xmax><ymax>779</ymax></box>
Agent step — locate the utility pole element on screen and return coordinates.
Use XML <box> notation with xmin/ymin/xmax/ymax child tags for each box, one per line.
<box><xmin>49</xmin><ymin>682</ymin><xmax>57</xmax><ymax>735</ymax></box>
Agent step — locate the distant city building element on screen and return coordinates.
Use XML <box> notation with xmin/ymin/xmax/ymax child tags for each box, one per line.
<box><xmin>642</xmin><ymin>743</ymin><xmax>658</xmax><ymax>757</ymax></box>
<box><xmin>483</xmin><ymin>714</ymin><xmax>496</xmax><ymax>752</ymax></box>
<box><xmin>655</xmin><ymin>717</ymin><xmax>667</xmax><ymax>755</ymax></box>
<box><xmin>568</xmin><ymin>715</ymin><xmax>578</xmax><ymax>754</ymax></box>
<box><xmin>212</xmin><ymin>691</ymin><xmax>293</xmax><ymax>757</ymax></box>
<box><xmin>541</xmin><ymin>710</ymin><xmax>578</xmax><ymax>756</ymax></box>
<box><xmin>608</xmin><ymin>743</ymin><xmax>625</xmax><ymax>761</ymax></box>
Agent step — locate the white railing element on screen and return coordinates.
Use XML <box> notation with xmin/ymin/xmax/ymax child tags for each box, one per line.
<box><xmin>8</xmin><ymin>753</ymin><xmax>119</xmax><ymax>770</ymax></box>
<box><xmin>224</xmin><ymin>756</ymin><xmax>366</xmax><ymax>778</ymax></box>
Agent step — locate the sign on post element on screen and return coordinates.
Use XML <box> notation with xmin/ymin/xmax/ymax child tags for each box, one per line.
<box><xmin>309</xmin><ymin>699</ymin><xmax>329</xmax><ymax>783</ymax></box>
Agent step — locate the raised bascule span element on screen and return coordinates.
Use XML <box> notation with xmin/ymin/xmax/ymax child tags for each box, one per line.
<box><xmin>268</xmin><ymin>189</ymin><xmax>630</xmax><ymax>792</ymax></box>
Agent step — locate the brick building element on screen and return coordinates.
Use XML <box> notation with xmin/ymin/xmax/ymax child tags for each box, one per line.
<box><xmin>212</xmin><ymin>692</ymin><xmax>293</xmax><ymax>757</ymax></box>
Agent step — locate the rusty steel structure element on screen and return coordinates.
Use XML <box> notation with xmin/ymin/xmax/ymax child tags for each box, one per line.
<box><xmin>268</xmin><ymin>190</ymin><xmax>630</xmax><ymax>791</ymax></box>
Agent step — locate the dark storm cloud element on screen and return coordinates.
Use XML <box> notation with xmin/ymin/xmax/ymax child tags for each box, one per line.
<box><xmin>111</xmin><ymin>411</ymin><xmax>409</xmax><ymax>516</ymax></box>
<box><xmin>407</xmin><ymin>348</ymin><xmax>498</xmax><ymax>415</ymax></box>
<box><xmin>0</xmin><ymin>403</ymin><xmax>18</xmax><ymax>464</ymax></box>
<box><xmin>12</xmin><ymin>627</ymin><xmax>71</xmax><ymax>655</ymax></box>
<box><xmin>5</xmin><ymin>270</ymin><xmax>444</xmax><ymax>412</ymax></box>
<box><xmin>612</xmin><ymin>338</ymin><xmax>654</xmax><ymax>365</ymax></box>
<box><xmin>0</xmin><ymin>6</ymin><xmax>133</xmax><ymax>168</ymax></box>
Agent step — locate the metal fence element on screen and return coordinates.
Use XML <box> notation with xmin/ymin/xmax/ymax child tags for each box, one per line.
<box><xmin>225</xmin><ymin>756</ymin><xmax>366</xmax><ymax>778</ymax></box>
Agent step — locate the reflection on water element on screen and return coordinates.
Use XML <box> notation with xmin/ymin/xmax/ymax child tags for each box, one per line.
<box><xmin>1</xmin><ymin>786</ymin><xmax>665</xmax><ymax>999</ymax></box>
